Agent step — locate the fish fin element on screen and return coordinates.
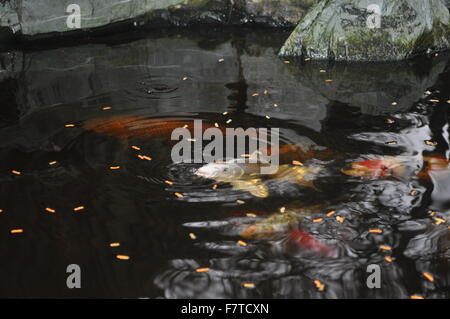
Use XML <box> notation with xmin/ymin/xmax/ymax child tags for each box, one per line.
<box><xmin>230</xmin><ymin>180</ymin><xmax>269</xmax><ymax>198</ymax></box>
<box><xmin>291</xmin><ymin>166</ymin><xmax>322</xmax><ymax>191</ymax></box>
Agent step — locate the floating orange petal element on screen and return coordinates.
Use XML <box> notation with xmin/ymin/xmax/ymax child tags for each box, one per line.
<box><xmin>314</xmin><ymin>280</ymin><xmax>325</xmax><ymax>291</ymax></box>
<box><xmin>423</xmin><ymin>272</ymin><xmax>434</xmax><ymax>282</ymax></box>
<box><xmin>195</xmin><ymin>268</ymin><xmax>210</xmax><ymax>273</ymax></box>
<box><xmin>116</xmin><ymin>254</ymin><xmax>130</xmax><ymax>260</ymax></box>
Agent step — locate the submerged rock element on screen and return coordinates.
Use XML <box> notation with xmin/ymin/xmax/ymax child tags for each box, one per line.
<box><xmin>279</xmin><ymin>0</ymin><xmax>450</xmax><ymax>61</ymax></box>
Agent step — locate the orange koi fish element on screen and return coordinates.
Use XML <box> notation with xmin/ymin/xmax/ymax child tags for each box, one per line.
<box><xmin>83</xmin><ymin>116</ymin><xmax>222</xmax><ymax>139</ymax></box>
<box><xmin>342</xmin><ymin>157</ymin><xmax>408</xmax><ymax>179</ymax></box>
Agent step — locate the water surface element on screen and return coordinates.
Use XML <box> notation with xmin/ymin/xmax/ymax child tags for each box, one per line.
<box><xmin>0</xmin><ymin>28</ymin><xmax>449</xmax><ymax>298</ymax></box>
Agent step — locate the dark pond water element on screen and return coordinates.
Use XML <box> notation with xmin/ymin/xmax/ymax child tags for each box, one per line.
<box><xmin>0</xmin><ymin>28</ymin><xmax>449</xmax><ymax>298</ymax></box>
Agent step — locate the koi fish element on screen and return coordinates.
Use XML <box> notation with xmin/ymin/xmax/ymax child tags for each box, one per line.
<box><xmin>195</xmin><ymin>152</ymin><xmax>322</xmax><ymax>198</ymax></box>
<box><xmin>83</xmin><ymin>116</ymin><xmax>221</xmax><ymax>140</ymax></box>
<box><xmin>341</xmin><ymin>157</ymin><xmax>409</xmax><ymax>179</ymax></box>
<box><xmin>240</xmin><ymin>209</ymin><xmax>334</xmax><ymax>256</ymax></box>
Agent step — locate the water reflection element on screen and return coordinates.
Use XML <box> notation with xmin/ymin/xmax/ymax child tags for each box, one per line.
<box><xmin>0</xmin><ymin>29</ymin><xmax>449</xmax><ymax>298</ymax></box>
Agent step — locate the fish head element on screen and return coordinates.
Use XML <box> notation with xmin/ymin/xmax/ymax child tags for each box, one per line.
<box><xmin>195</xmin><ymin>162</ymin><xmax>245</xmax><ymax>180</ymax></box>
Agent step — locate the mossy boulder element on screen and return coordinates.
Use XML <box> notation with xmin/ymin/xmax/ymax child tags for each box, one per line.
<box><xmin>279</xmin><ymin>0</ymin><xmax>450</xmax><ymax>61</ymax></box>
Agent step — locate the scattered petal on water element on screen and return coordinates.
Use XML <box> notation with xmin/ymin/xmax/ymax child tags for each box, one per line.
<box><xmin>102</xmin><ymin>107</ymin><xmax>112</xmax><ymax>110</ymax></box>
<box><xmin>49</xmin><ymin>161</ymin><xmax>57</xmax><ymax>166</ymax></box>
<box><xmin>425</xmin><ymin>140</ymin><xmax>438</xmax><ymax>146</ymax></box>
<box><xmin>11</xmin><ymin>170</ymin><xmax>21</xmax><ymax>175</ymax></box>
<box><xmin>313</xmin><ymin>218</ymin><xmax>324</xmax><ymax>223</ymax></box>
<box><xmin>369</xmin><ymin>229</ymin><xmax>383</xmax><ymax>234</ymax></box>
<box><xmin>246</xmin><ymin>213</ymin><xmax>257</xmax><ymax>217</ymax></box>
<box><xmin>131</xmin><ymin>145</ymin><xmax>141</xmax><ymax>151</ymax></box>
<box><xmin>324</xmin><ymin>79</ymin><xmax>333</xmax><ymax>83</ymax></box>
<box><xmin>174</xmin><ymin>192</ymin><xmax>184</xmax><ymax>198</ymax></box>
<box><xmin>379</xmin><ymin>245</ymin><xmax>392</xmax><ymax>251</ymax></box>
<box><xmin>195</xmin><ymin>268</ymin><xmax>210</xmax><ymax>273</ymax></box>
<box><xmin>314</xmin><ymin>280</ymin><xmax>325</xmax><ymax>291</ymax></box>
<box><xmin>10</xmin><ymin>229</ymin><xmax>23</xmax><ymax>234</ymax></box>
<box><xmin>386</xmin><ymin>141</ymin><xmax>397</xmax><ymax>145</ymax></box>
<box><xmin>116</xmin><ymin>255</ymin><xmax>130</xmax><ymax>260</ymax></box>
<box><xmin>410</xmin><ymin>295</ymin><xmax>424</xmax><ymax>300</ymax></box>
<box><xmin>218</xmin><ymin>58</ymin><xmax>225</xmax><ymax>62</ymax></box>
<box><xmin>182</xmin><ymin>77</ymin><xmax>188</xmax><ymax>81</ymax></box>
<box><xmin>226</xmin><ymin>119</ymin><xmax>232</xmax><ymax>124</ymax></box>
<box><xmin>385</xmin><ymin>257</ymin><xmax>393</xmax><ymax>263</ymax></box>
<box><xmin>391</xmin><ymin>102</ymin><xmax>398</xmax><ymax>106</ymax></box>
<box><xmin>252</xmin><ymin>93</ymin><xmax>259</xmax><ymax>97</ymax></box>
<box><xmin>236</xmin><ymin>200</ymin><xmax>245</xmax><ymax>204</ymax></box>
<box><xmin>292</xmin><ymin>160</ymin><xmax>303</xmax><ymax>166</ymax></box>
<box><xmin>336</xmin><ymin>216</ymin><xmax>345</xmax><ymax>223</ymax></box>
<box><xmin>65</xmin><ymin>124</ymin><xmax>75</xmax><ymax>128</ymax></box>
<box><xmin>279</xmin><ymin>207</ymin><xmax>286</xmax><ymax>213</ymax></box>
<box><xmin>243</xmin><ymin>283</ymin><xmax>255</xmax><ymax>288</ymax></box>
<box><xmin>189</xmin><ymin>233</ymin><xmax>197</xmax><ymax>240</ymax></box>
<box><xmin>73</xmin><ymin>206</ymin><xmax>85</xmax><ymax>212</ymax></box>
<box><xmin>137</xmin><ymin>155</ymin><xmax>152</xmax><ymax>161</ymax></box>
<box><xmin>45</xmin><ymin>207</ymin><xmax>56</xmax><ymax>214</ymax></box>
<box><xmin>110</xmin><ymin>242</ymin><xmax>120</xmax><ymax>247</ymax></box>
<box><xmin>429</xmin><ymin>99</ymin><xmax>440</xmax><ymax>103</ymax></box>
<box><xmin>109</xmin><ymin>166</ymin><xmax>121</xmax><ymax>170</ymax></box>
<box><xmin>386</xmin><ymin>119</ymin><xmax>395</xmax><ymax>124</ymax></box>
<box><xmin>423</xmin><ymin>272</ymin><xmax>434</xmax><ymax>282</ymax></box>
<box><xmin>410</xmin><ymin>190</ymin><xmax>418</xmax><ymax>196</ymax></box>
<box><xmin>326</xmin><ymin>210</ymin><xmax>336</xmax><ymax>217</ymax></box>
<box><xmin>433</xmin><ymin>217</ymin><xmax>446</xmax><ymax>225</ymax></box>
<box><xmin>165</xmin><ymin>180</ymin><xmax>174</xmax><ymax>185</ymax></box>
<box><xmin>237</xmin><ymin>240</ymin><xmax>247</xmax><ymax>247</ymax></box>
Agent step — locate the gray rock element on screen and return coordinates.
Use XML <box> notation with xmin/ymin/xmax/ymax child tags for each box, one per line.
<box><xmin>235</xmin><ymin>0</ymin><xmax>319</xmax><ymax>26</ymax></box>
<box><xmin>0</xmin><ymin>0</ymin><xmax>314</xmax><ymax>37</ymax></box>
<box><xmin>279</xmin><ymin>0</ymin><xmax>450</xmax><ymax>61</ymax></box>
